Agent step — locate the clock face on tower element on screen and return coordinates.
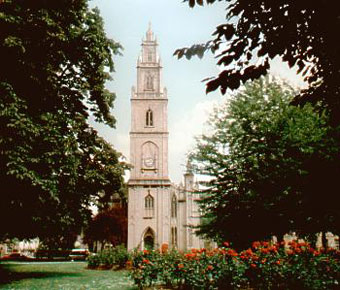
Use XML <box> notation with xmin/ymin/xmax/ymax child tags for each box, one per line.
<box><xmin>144</xmin><ymin>157</ymin><xmax>154</xmax><ymax>168</ymax></box>
<box><xmin>141</xmin><ymin>142</ymin><xmax>158</xmax><ymax>171</ymax></box>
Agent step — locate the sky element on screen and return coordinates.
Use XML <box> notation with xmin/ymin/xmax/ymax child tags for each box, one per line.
<box><xmin>89</xmin><ymin>0</ymin><xmax>306</xmax><ymax>183</ymax></box>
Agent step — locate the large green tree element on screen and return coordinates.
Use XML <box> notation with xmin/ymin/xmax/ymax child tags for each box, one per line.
<box><xmin>190</xmin><ymin>77</ymin><xmax>340</xmax><ymax>249</ymax></box>
<box><xmin>175</xmin><ymin>0</ymin><xmax>340</xmax><ymax>124</ymax></box>
<box><xmin>0</xmin><ymin>0</ymin><xmax>126</xmax><ymax>247</ymax></box>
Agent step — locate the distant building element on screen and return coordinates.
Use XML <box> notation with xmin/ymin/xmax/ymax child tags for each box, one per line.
<box><xmin>127</xmin><ymin>25</ymin><xmax>207</xmax><ymax>251</ymax></box>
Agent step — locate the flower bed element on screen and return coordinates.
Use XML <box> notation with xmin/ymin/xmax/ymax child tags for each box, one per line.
<box><xmin>130</xmin><ymin>241</ymin><xmax>340</xmax><ymax>289</ymax></box>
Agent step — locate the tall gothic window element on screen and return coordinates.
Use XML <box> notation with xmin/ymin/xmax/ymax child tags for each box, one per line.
<box><xmin>148</xmin><ymin>50</ymin><xmax>152</xmax><ymax>62</ymax></box>
<box><xmin>146</xmin><ymin>109</ymin><xmax>153</xmax><ymax>126</ymax></box>
<box><xmin>188</xmin><ymin>228</ymin><xmax>193</xmax><ymax>247</ymax></box>
<box><xmin>171</xmin><ymin>227</ymin><xmax>178</xmax><ymax>248</ymax></box>
<box><xmin>146</xmin><ymin>74</ymin><xmax>154</xmax><ymax>90</ymax></box>
<box><xmin>171</xmin><ymin>194</ymin><xmax>177</xmax><ymax>218</ymax></box>
<box><xmin>145</xmin><ymin>193</ymin><xmax>154</xmax><ymax>218</ymax></box>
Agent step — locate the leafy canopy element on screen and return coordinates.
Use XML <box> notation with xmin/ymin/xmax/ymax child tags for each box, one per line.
<box><xmin>0</xmin><ymin>0</ymin><xmax>126</xmax><ymax>246</ymax></box>
<box><xmin>190</xmin><ymin>77</ymin><xmax>340</xmax><ymax>249</ymax></box>
<box><xmin>176</xmin><ymin>0</ymin><xmax>340</xmax><ymax>123</ymax></box>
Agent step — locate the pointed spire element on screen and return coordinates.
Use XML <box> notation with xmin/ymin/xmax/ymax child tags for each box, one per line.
<box><xmin>185</xmin><ymin>159</ymin><xmax>194</xmax><ymax>175</ymax></box>
<box><xmin>146</xmin><ymin>21</ymin><xmax>153</xmax><ymax>41</ymax></box>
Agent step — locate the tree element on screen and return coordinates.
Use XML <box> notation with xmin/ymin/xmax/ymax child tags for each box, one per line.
<box><xmin>0</xmin><ymin>0</ymin><xmax>126</xmax><ymax>247</ymax></box>
<box><xmin>84</xmin><ymin>205</ymin><xmax>127</xmax><ymax>251</ymax></box>
<box><xmin>190</xmin><ymin>77</ymin><xmax>340</xmax><ymax>249</ymax></box>
<box><xmin>175</xmin><ymin>0</ymin><xmax>340</xmax><ymax>124</ymax></box>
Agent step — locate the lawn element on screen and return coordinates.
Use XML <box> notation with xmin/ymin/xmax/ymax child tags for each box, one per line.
<box><xmin>0</xmin><ymin>262</ymin><xmax>136</xmax><ymax>290</ymax></box>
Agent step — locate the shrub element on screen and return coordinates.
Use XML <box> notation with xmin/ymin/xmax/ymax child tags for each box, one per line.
<box><xmin>87</xmin><ymin>253</ymin><xmax>101</xmax><ymax>269</ymax></box>
<box><xmin>98</xmin><ymin>248</ymin><xmax>115</xmax><ymax>269</ymax></box>
<box><xmin>113</xmin><ymin>244</ymin><xmax>130</xmax><ymax>268</ymax></box>
<box><xmin>87</xmin><ymin>244</ymin><xmax>130</xmax><ymax>270</ymax></box>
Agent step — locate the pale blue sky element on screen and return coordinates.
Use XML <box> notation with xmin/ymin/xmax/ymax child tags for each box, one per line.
<box><xmin>89</xmin><ymin>0</ymin><xmax>305</xmax><ymax>183</ymax></box>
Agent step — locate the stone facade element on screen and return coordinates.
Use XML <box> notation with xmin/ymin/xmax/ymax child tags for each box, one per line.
<box><xmin>127</xmin><ymin>25</ymin><xmax>206</xmax><ymax>251</ymax></box>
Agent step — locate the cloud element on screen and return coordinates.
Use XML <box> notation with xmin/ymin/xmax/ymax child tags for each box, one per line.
<box><xmin>169</xmin><ymin>99</ymin><xmax>218</xmax><ymax>183</ymax></box>
<box><xmin>269</xmin><ymin>57</ymin><xmax>308</xmax><ymax>90</ymax></box>
<box><xmin>112</xmin><ymin>132</ymin><xmax>130</xmax><ymax>160</ymax></box>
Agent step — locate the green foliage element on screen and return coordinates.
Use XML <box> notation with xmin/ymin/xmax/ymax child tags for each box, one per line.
<box><xmin>190</xmin><ymin>77</ymin><xmax>340</xmax><ymax>249</ymax></box>
<box><xmin>0</xmin><ymin>1</ymin><xmax>126</xmax><ymax>245</ymax></box>
<box><xmin>87</xmin><ymin>253</ymin><xmax>101</xmax><ymax>269</ymax></box>
<box><xmin>113</xmin><ymin>244</ymin><xmax>131</xmax><ymax>269</ymax></box>
<box><xmin>99</xmin><ymin>248</ymin><xmax>116</xmax><ymax>269</ymax></box>
<box><xmin>130</xmin><ymin>243</ymin><xmax>340</xmax><ymax>289</ymax></box>
<box><xmin>176</xmin><ymin>0</ymin><xmax>340</xmax><ymax>124</ymax></box>
<box><xmin>87</xmin><ymin>245</ymin><xmax>130</xmax><ymax>270</ymax></box>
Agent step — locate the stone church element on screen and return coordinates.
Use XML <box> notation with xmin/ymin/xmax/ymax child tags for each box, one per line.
<box><xmin>127</xmin><ymin>25</ymin><xmax>206</xmax><ymax>251</ymax></box>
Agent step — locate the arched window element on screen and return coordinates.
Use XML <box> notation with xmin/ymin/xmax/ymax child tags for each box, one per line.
<box><xmin>146</xmin><ymin>109</ymin><xmax>153</xmax><ymax>127</ymax></box>
<box><xmin>145</xmin><ymin>74</ymin><xmax>154</xmax><ymax>90</ymax></box>
<box><xmin>171</xmin><ymin>227</ymin><xmax>178</xmax><ymax>248</ymax></box>
<box><xmin>148</xmin><ymin>50</ymin><xmax>153</xmax><ymax>62</ymax></box>
<box><xmin>145</xmin><ymin>193</ymin><xmax>154</xmax><ymax>217</ymax></box>
<box><xmin>171</xmin><ymin>194</ymin><xmax>177</xmax><ymax>218</ymax></box>
<box><xmin>143</xmin><ymin>228</ymin><xmax>155</xmax><ymax>250</ymax></box>
<box><xmin>188</xmin><ymin>228</ymin><xmax>193</xmax><ymax>248</ymax></box>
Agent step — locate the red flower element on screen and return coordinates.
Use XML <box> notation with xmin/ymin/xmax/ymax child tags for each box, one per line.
<box><xmin>252</xmin><ymin>241</ymin><xmax>261</xmax><ymax>249</ymax></box>
<box><xmin>250</xmin><ymin>263</ymin><xmax>256</xmax><ymax>268</ymax></box>
<box><xmin>252</xmin><ymin>255</ymin><xmax>259</xmax><ymax>261</ymax></box>
<box><xmin>269</xmin><ymin>246</ymin><xmax>278</xmax><ymax>253</ymax></box>
<box><xmin>142</xmin><ymin>259</ymin><xmax>150</xmax><ymax>264</ymax></box>
<box><xmin>185</xmin><ymin>253</ymin><xmax>196</xmax><ymax>259</ymax></box>
<box><xmin>223</xmin><ymin>242</ymin><xmax>230</xmax><ymax>247</ymax></box>
<box><xmin>143</xmin><ymin>250</ymin><xmax>149</xmax><ymax>255</ymax></box>
<box><xmin>126</xmin><ymin>260</ymin><xmax>133</xmax><ymax>269</ymax></box>
<box><xmin>308</xmin><ymin>248</ymin><xmax>314</xmax><ymax>254</ymax></box>
<box><xmin>160</xmin><ymin>243</ymin><xmax>169</xmax><ymax>254</ymax></box>
<box><xmin>245</xmin><ymin>248</ymin><xmax>254</xmax><ymax>255</ymax></box>
<box><xmin>313</xmin><ymin>250</ymin><xmax>320</xmax><ymax>256</ymax></box>
<box><xmin>178</xmin><ymin>263</ymin><xmax>184</xmax><ymax>269</ymax></box>
<box><xmin>275</xmin><ymin>260</ymin><xmax>281</xmax><ymax>265</ymax></box>
<box><xmin>207</xmin><ymin>265</ymin><xmax>214</xmax><ymax>271</ymax></box>
<box><xmin>226</xmin><ymin>249</ymin><xmax>238</xmax><ymax>257</ymax></box>
<box><xmin>286</xmin><ymin>250</ymin><xmax>293</xmax><ymax>255</ymax></box>
<box><xmin>260</xmin><ymin>248</ymin><xmax>269</xmax><ymax>254</ymax></box>
<box><xmin>294</xmin><ymin>248</ymin><xmax>302</xmax><ymax>254</ymax></box>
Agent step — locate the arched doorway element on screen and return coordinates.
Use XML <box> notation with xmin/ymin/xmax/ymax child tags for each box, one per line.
<box><xmin>143</xmin><ymin>228</ymin><xmax>155</xmax><ymax>250</ymax></box>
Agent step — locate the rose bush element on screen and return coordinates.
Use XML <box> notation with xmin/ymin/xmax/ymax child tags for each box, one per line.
<box><xmin>130</xmin><ymin>241</ymin><xmax>340</xmax><ymax>289</ymax></box>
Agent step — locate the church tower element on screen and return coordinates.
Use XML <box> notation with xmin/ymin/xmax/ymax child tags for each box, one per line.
<box><xmin>127</xmin><ymin>25</ymin><xmax>171</xmax><ymax>250</ymax></box>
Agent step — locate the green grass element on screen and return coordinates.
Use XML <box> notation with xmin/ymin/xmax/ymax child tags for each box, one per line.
<box><xmin>0</xmin><ymin>262</ymin><xmax>137</xmax><ymax>290</ymax></box>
